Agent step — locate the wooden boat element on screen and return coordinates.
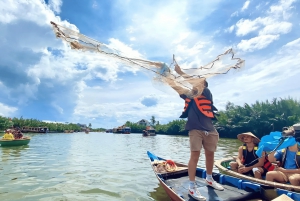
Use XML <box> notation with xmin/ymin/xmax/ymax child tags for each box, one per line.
<box><xmin>147</xmin><ymin>151</ymin><xmax>300</xmax><ymax>201</ymax></box>
<box><xmin>113</xmin><ymin>126</ymin><xmax>131</xmax><ymax>134</ymax></box>
<box><xmin>21</xmin><ymin>126</ymin><xmax>48</xmax><ymax>133</ymax></box>
<box><xmin>143</xmin><ymin>126</ymin><xmax>156</xmax><ymax>136</ymax></box>
<box><xmin>142</xmin><ymin>130</ymin><xmax>150</xmax><ymax>136</ymax></box>
<box><xmin>0</xmin><ymin>138</ymin><xmax>31</xmax><ymax>147</ymax></box>
<box><xmin>215</xmin><ymin>157</ymin><xmax>300</xmax><ymax>193</ymax></box>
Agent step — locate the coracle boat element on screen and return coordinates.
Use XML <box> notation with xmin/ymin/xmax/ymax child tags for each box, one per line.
<box><xmin>0</xmin><ymin>138</ymin><xmax>31</xmax><ymax>147</ymax></box>
<box><xmin>147</xmin><ymin>151</ymin><xmax>300</xmax><ymax>201</ymax></box>
<box><xmin>215</xmin><ymin>157</ymin><xmax>300</xmax><ymax>193</ymax></box>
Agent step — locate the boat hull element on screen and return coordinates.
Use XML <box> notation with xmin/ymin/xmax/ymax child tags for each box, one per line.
<box><xmin>215</xmin><ymin>157</ymin><xmax>300</xmax><ymax>192</ymax></box>
<box><xmin>147</xmin><ymin>151</ymin><xmax>300</xmax><ymax>201</ymax></box>
<box><xmin>0</xmin><ymin>139</ymin><xmax>30</xmax><ymax>147</ymax></box>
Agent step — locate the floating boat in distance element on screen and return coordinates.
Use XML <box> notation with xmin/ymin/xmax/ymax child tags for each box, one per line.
<box><xmin>113</xmin><ymin>125</ymin><xmax>131</xmax><ymax>134</ymax></box>
<box><xmin>143</xmin><ymin>126</ymin><xmax>156</xmax><ymax>136</ymax></box>
<box><xmin>21</xmin><ymin>126</ymin><xmax>48</xmax><ymax>133</ymax></box>
<box><xmin>0</xmin><ymin>138</ymin><xmax>31</xmax><ymax>147</ymax></box>
<box><xmin>147</xmin><ymin>151</ymin><xmax>300</xmax><ymax>201</ymax></box>
<box><xmin>64</xmin><ymin>130</ymin><xmax>74</xmax><ymax>133</ymax></box>
<box><xmin>105</xmin><ymin>129</ymin><xmax>113</xmax><ymax>133</ymax></box>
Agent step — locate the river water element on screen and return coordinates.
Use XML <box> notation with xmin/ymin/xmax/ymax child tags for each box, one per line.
<box><xmin>0</xmin><ymin>132</ymin><xmax>241</xmax><ymax>201</ymax></box>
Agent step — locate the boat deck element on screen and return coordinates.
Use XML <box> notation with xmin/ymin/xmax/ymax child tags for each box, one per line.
<box><xmin>158</xmin><ymin>169</ymin><xmax>266</xmax><ymax>201</ymax></box>
<box><xmin>165</xmin><ymin>176</ymin><xmax>259</xmax><ymax>201</ymax></box>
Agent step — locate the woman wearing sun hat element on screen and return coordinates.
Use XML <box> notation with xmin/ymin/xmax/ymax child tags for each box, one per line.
<box><xmin>229</xmin><ymin>132</ymin><xmax>266</xmax><ymax>179</ymax></box>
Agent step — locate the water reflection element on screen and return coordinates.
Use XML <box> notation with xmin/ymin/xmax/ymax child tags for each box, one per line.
<box><xmin>149</xmin><ymin>184</ymin><xmax>170</xmax><ymax>201</ymax></box>
<box><xmin>1</xmin><ymin>145</ymin><xmax>29</xmax><ymax>162</ymax></box>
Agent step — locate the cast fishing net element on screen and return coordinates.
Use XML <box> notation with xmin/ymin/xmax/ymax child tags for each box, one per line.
<box><xmin>50</xmin><ymin>21</ymin><xmax>245</xmax><ymax>98</ymax></box>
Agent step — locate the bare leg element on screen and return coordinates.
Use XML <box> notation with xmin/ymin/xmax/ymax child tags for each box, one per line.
<box><xmin>205</xmin><ymin>149</ymin><xmax>214</xmax><ymax>175</ymax></box>
<box><xmin>266</xmin><ymin>171</ymin><xmax>286</xmax><ymax>183</ymax></box>
<box><xmin>229</xmin><ymin>161</ymin><xmax>238</xmax><ymax>172</ymax></box>
<box><xmin>289</xmin><ymin>174</ymin><xmax>300</xmax><ymax>186</ymax></box>
<box><xmin>188</xmin><ymin>151</ymin><xmax>200</xmax><ymax>181</ymax></box>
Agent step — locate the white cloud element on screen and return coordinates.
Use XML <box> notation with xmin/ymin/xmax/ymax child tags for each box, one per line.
<box><xmin>241</xmin><ymin>0</ymin><xmax>250</xmax><ymax>11</ymax></box>
<box><xmin>0</xmin><ymin>103</ymin><xmax>18</xmax><ymax>117</ymax></box>
<box><xmin>235</xmin><ymin>0</ymin><xmax>296</xmax><ymax>52</ymax></box>
<box><xmin>225</xmin><ymin>25</ymin><xmax>235</xmax><ymax>33</ymax></box>
<box><xmin>1</xmin><ymin>0</ymin><xmax>299</xmax><ymax>129</ymax></box>
<box><xmin>48</xmin><ymin>0</ymin><xmax>63</xmax><ymax>14</ymax></box>
<box><xmin>259</xmin><ymin>21</ymin><xmax>292</xmax><ymax>35</ymax></box>
<box><xmin>236</xmin><ymin>18</ymin><xmax>261</xmax><ymax>36</ymax></box>
<box><xmin>212</xmin><ymin>37</ymin><xmax>300</xmax><ymax>110</ymax></box>
<box><xmin>237</xmin><ymin>35</ymin><xmax>279</xmax><ymax>52</ymax></box>
<box><xmin>231</xmin><ymin>11</ymin><xmax>239</xmax><ymax>17</ymax></box>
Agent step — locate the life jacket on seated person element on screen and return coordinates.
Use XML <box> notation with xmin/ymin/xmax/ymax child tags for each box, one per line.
<box><xmin>179</xmin><ymin>95</ymin><xmax>215</xmax><ymax>119</ymax></box>
<box><xmin>241</xmin><ymin>144</ymin><xmax>259</xmax><ymax>165</ymax></box>
<box><xmin>280</xmin><ymin>147</ymin><xmax>300</xmax><ymax>168</ymax></box>
<box><xmin>263</xmin><ymin>156</ymin><xmax>275</xmax><ymax>171</ymax></box>
<box><xmin>241</xmin><ymin>144</ymin><xmax>275</xmax><ymax>171</ymax></box>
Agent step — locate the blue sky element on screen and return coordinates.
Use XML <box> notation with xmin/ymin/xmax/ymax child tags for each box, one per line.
<box><xmin>0</xmin><ymin>0</ymin><xmax>299</xmax><ymax>129</ymax></box>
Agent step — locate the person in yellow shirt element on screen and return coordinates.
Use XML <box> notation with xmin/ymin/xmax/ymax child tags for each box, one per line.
<box><xmin>2</xmin><ymin>130</ymin><xmax>15</xmax><ymax>140</ymax></box>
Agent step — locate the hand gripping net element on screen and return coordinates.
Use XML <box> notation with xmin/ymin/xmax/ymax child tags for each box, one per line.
<box><xmin>50</xmin><ymin>21</ymin><xmax>245</xmax><ymax>98</ymax></box>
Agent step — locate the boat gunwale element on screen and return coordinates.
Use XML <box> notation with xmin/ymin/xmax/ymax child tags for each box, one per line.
<box><xmin>0</xmin><ymin>138</ymin><xmax>31</xmax><ymax>146</ymax></box>
<box><xmin>0</xmin><ymin>138</ymin><xmax>31</xmax><ymax>141</ymax></box>
<box><xmin>215</xmin><ymin>157</ymin><xmax>300</xmax><ymax>192</ymax></box>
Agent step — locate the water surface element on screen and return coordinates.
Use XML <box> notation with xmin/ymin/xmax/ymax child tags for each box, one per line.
<box><xmin>0</xmin><ymin>132</ymin><xmax>240</xmax><ymax>201</ymax></box>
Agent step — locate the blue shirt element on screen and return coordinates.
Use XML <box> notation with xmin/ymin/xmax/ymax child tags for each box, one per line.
<box><xmin>275</xmin><ymin>149</ymin><xmax>297</xmax><ymax>169</ymax></box>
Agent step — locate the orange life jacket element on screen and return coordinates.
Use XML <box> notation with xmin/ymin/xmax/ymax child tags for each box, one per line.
<box><xmin>180</xmin><ymin>95</ymin><xmax>214</xmax><ymax>118</ymax></box>
<box><xmin>263</xmin><ymin>156</ymin><xmax>275</xmax><ymax>171</ymax></box>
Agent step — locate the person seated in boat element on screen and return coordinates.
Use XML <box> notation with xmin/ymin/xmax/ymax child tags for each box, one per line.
<box><xmin>2</xmin><ymin>129</ymin><xmax>15</xmax><ymax>140</ymax></box>
<box><xmin>266</xmin><ymin>128</ymin><xmax>300</xmax><ymax>186</ymax></box>
<box><xmin>12</xmin><ymin>129</ymin><xmax>18</xmax><ymax>139</ymax></box>
<box><xmin>229</xmin><ymin>132</ymin><xmax>266</xmax><ymax>179</ymax></box>
<box><xmin>15</xmin><ymin>130</ymin><xmax>23</xmax><ymax>139</ymax></box>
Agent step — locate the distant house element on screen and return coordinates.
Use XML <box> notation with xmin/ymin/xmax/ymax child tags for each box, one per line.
<box><xmin>77</xmin><ymin>123</ymin><xmax>87</xmax><ymax>130</ymax></box>
<box><xmin>136</xmin><ymin>119</ymin><xmax>151</xmax><ymax>126</ymax></box>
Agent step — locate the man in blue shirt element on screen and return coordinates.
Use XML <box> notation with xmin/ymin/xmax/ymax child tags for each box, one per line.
<box><xmin>266</xmin><ymin>129</ymin><xmax>300</xmax><ymax>186</ymax></box>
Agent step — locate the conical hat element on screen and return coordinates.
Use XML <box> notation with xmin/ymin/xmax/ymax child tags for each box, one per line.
<box><xmin>237</xmin><ymin>132</ymin><xmax>260</xmax><ymax>144</ymax></box>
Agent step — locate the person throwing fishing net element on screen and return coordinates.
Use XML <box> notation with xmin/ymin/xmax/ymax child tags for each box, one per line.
<box><xmin>230</xmin><ymin>132</ymin><xmax>266</xmax><ymax>179</ymax></box>
<box><xmin>170</xmin><ymin>64</ymin><xmax>224</xmax><ymax>201</ymax></box>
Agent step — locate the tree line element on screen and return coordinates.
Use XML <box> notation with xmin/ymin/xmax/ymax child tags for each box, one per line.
<box><xmin>125</xmin><ymin>97</ymin><xmax>300</xmax><ymax>138</ymax></box>
<box><xmin>0</xmin><ymin>117</ymin><xmax>106</xmax><ymax>133</ymax></box>
<box><xmin>1</xmin><ymin>97</ymin><xmax>299</xmax><ymax>138</ymax></box>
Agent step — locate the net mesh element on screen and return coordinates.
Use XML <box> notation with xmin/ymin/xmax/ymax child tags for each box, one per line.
<box><xmin>50</xmin><ymin>21</ymin><xmax>245</xmax><ymax>98</ymax></box>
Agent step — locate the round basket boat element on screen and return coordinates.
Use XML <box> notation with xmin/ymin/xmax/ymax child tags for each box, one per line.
<box><xmin>215</xmin><ymin>157</ymin><xmax>300</xmax><ymax>192</ymax></box>
<box><xmin>0</xmin><ymin>138</ymin><xmax>31</xmax><ymax>147</ymax></box>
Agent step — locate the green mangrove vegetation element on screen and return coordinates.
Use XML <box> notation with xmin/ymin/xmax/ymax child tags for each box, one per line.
<box><xmin>125</xmin><ymin>97</ymin><xmax>300</xmax><ymax>138</ymax></box>
<box><xmin>1</xmin><ymin>98</ymin><xmax>299</xmax><ymax>138</ymax></box>
<box><xmin>0</xmin><ymin>116</ymin><xmax>106</xmax><ymax>133</ymax></box>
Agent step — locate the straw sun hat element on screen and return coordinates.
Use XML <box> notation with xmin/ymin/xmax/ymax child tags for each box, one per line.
<box><xmin>237</xmin><ymin>132</ymin><xmax>260</xmax><ymax>144</ymax></box>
